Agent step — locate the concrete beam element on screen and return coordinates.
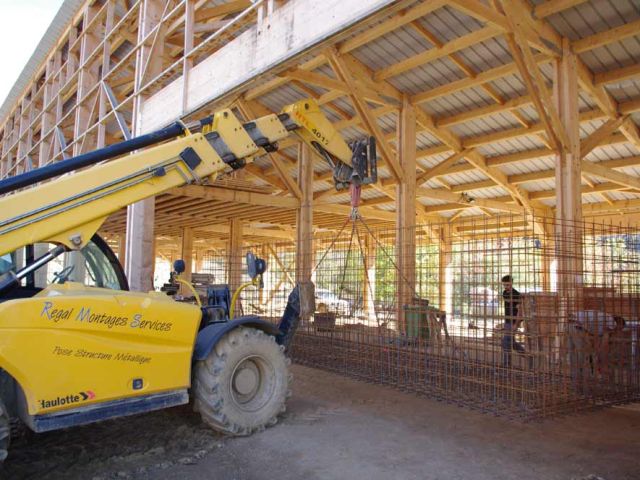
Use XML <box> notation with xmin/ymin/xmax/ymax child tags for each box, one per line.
<box><xmin>139</xmin><ymin>0</ymin><xmax>397</xmax><ymax>133</ymax></box>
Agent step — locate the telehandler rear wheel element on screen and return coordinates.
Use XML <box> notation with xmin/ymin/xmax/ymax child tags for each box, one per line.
<box><xmin>194</xmin><ymin>327</ymin><xmax>290</xmax><ymax>435</ymax></box>
<box><xmin>0</xmin><ymin>400</ymin><xmax>10</xmax><ymax>462</ymax></box>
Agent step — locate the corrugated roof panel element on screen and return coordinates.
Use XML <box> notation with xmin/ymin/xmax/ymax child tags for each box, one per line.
<box><xmin>544</xmin><ymin>0</ymin><xmax>636</xmax><ymax>40</ymax></box>
<box><xmin>607</xmin><ymin>190</ymin><xmax>640</xmax><ymax>201</ymax></box>
<box><xmin>490</xmin><ymin>74</ymin><xmax>527</xmax><ymax>101</ymax></box>
<box><xmin>351</xmin><ymin>26</ymin><xmax>429</xmax><ymax>72</ymax></box>
<box><xmin>419</xmin><ymin>152</ymin><xmax>453</xmax><ymax>170</ymax></box>
<box><xmin>419</xmin><ymin>197</ymin><xmax>449</xmax><ymax>207</ymax></box>
<box><xmin>500</xmin><ymin>156</ymin><xmax>556</xmax><ymax>176</ymax></box>
<box><xmin>466</xmin><ymin>186</ymin><xmax>509</xmax><ymax>198</ymax></box>
<box><xmin>416</xmin><ymin>131</ymin><xmax>441</xmax><ymax>149</ymax></box>
<box><xmin>606</xmin><ymin>80</ymin><xmax>640</xmax><ymax>103</ymax></box>
<box><xmin>519</xmin><ymin>178</ymin><xmax>555</xmax><ymax>193</ymax></box>
<box><xmin>457</xmin><ymin>35</ymin><xmax>512</xmax><ymax>71</ymax></box>
<box><xmin>441</xmin><ymin>169</ymin><xmax>489</xmax><ymax>185</ymax></box>
<box><xmin>450</xmin><ymin>112</ymin><xmax>521</xmax><ymax>138</ymax></box>
<box><xmin>259</xmin><ymin>84</ymin><xmax>307</xmax><ymax>113</ymax></box>
<box><xmin>421</xmin><ymin>4</ymin><xmax>483</xmax><ymax>41</ymax></box>
<box><xmin>423</xmin><ymin>84</ymin><xmax>495</xmax><ymax>118</ymax></box>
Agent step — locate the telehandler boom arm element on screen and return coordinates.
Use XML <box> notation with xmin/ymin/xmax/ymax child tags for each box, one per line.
<box><xmin>0</xmin><ymin>99</ymin><xmax>375</xmax><ymax>259</ymax></box>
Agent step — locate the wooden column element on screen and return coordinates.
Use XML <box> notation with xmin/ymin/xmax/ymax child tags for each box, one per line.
<box><xmin>228</xmin><ymin>218</ymin><xmax>244</xmax><ymax>293</ymax></box>
<box><xmin>438</xmin><ymin>224</ymin><xmax>453</xmax><ymax>316</ymax></box>
<box><xmin>117</xmin><ymin>234</ymin><xmax>127</xmax><ymax>266</ymax></box>
<box><xmin>97</xmin><ymin>0</ymin><xmax>116</xmax><ymax>149</ymax></box>
<box><xmin>38</xmin><ymin>56</ymin><xmax>56</xmax><ymax>167</ymax></box>
<box><xmin>181</xmin><ymin>227</ymin><xmax>194</xmax><ymax>283</ymax></box>
<box><xmin>73</xmin><ymin>4</ymin><xmax>100</xmax><ymax>157</ymax></box>
<box><xmin>296</xmin><ymin>143</ymin><xmax>313</xmax><ymax>284</ymax></box>
<box><xmin>125</xmin><ymin>0</ymin><xmax>164</xmax><ymax>292</ymax></box>
<box><xmin>541</xmin><ymin>220</ymin><xmax>555</xmax><ymax>292</ymax></box>
<box><xmin>395</xmin><ymin>95</ymin><xmax>416</xmax><ymax>333</ymax></box>
<box><xmin>554</xmin><ymin>38</ymin><xmax>582</xmax><ymax>323</ymax></box>
<box><xmin>363</xmin><ymin>235</ymin><xmax>377</xmax><ymax>323</ymax></box>
<box><xmin>180</xmin><ymin>227</ymin><xmax>193</xmax><ymax>296</ymax></box>
<box><xmin>182</xmin><ymin>0</ymin><xmax>194</xmax><ymax>112</ymax></box>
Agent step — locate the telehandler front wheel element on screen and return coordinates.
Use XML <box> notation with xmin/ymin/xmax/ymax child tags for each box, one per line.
<box><xmin>0</xmin><ymin>399</ymin><xmax>10</xmax><ymax>462</ymax></box>
<box><xmin>194</xmin><ymin>327</ymin><xmax>290</xmax><ymax>436</ymax></box>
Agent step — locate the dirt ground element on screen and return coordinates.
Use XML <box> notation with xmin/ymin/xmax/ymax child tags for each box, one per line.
<box><xmin>2</xmin><ymin>365</ymin><xmax>639</xmax><ymax>480</ymax></box>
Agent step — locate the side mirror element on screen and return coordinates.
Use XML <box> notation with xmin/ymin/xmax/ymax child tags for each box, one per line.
<box><xmin>246</xmin><ymin>252</ymin><xmax>267</xmax><ymax>280</ymax></box>
<box><xmin>173</xmin><ymin>259</ymin><xmax>186</xmax><ymax>274</ymax></box>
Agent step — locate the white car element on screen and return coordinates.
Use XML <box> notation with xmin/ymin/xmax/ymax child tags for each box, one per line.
<box><xmin>315</xmin><ymin>289</ymin><xmax>351</xmax><ymax>316</ymax></box>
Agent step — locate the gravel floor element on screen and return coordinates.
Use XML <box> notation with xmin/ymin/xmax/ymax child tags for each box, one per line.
<box><xmin>2</xmin><ymin>365</ymin><xmax>639</xmax><ymax>480</ymax></box>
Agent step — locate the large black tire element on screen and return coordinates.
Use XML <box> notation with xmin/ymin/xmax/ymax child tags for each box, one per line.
<box><xmin>193</xmin><ymin>327</ymin><xmax>290</xmax><ymax>435</ymax></box>
<box><xmin>0</xmin><ymin>400</ymin><xmax>10</xmax><ymax>462</ymax></box>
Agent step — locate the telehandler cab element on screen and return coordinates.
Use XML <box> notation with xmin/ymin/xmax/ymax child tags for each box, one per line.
<box><xmin>0</xmin><ymin>99</ymin><xmax>377</xmax><ymax>461</ymax></box>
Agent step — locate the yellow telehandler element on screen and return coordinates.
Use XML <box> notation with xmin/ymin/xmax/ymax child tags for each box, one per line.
<box><xmin>0</xmin><ymin>99</ymin><xmax>377</xmax><ymax>461</ymax></box>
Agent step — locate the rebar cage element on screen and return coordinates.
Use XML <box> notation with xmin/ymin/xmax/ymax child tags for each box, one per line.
<box><xmin>196</xmin><ymin>214</ymin><xmax>640</xmax><ymax>420</ymax></box>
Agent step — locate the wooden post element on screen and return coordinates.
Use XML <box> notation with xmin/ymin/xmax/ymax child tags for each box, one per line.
<box><xmin>73</xmin><ymin>4</ymin><xmax>100</xmax><ymax>157</ymax></box>
<box><xmin>182</xmin><ymin>0</ymin><xmax>194</xmax><ymax>112</ymax></box>
<box><xmin>97</xmin><ymin>0</ymin><xmax>116</xmax><ymax>149</ymax></box>
<box><xmin>39</xmin><ymin>56</ymin><xmax>56</xmax><ymax>167</ymax></box>
<box><xmin>228</xmin><ymin>218</ymin><xmax>244</xmax><ymax>293</ymax></box>
<box><xmin>363</xmin><ymin>235</ymin><xmax>377</xmax><ymax>323</ymax></box>
<box><xmin>554</xmin><ymin>38</ymin><xmax>582</xmax><ymax>334</ymax></box>
<box><xmin>541</xmin><ymin>220</ymin><xmax>555</xmax><ymax>292</ymax></box>
<box><xmin>180</xmin><ymin>227</ymin><xmax>193</xmax><ymax>295</ymax></box>
<box><xmin>296</xmin><ymin>143</ymin><xmax>313</xmax><ymax>284</ymax></box>
<box><xmin>118</xmin><ymin>234</ymin><xmax>127</xmax><ymax>266</ymax></box>
<box><xmin>396</xmin><ymin>95</ymin><xmax>416</xmax><ymax>333</ymax></box>
<box><xmin>438</xmin><ymin>224</ymin><xmax>453</xmax><ymax>316</ymax></box>
<box><xmin>125</xmin><ymin>0</ymin><xmax>165</xmax><ymax>292</ymax></box>
<box><xmin>181</xmin><ymin>227</ymin><xmax>194</xmax><ymax>283</ymax></box>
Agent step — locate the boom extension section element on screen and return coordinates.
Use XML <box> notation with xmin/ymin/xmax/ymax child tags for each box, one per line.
<box><xmin>0</xmin><ymin>99</ymin><xmax>377</xmax><ymax>257</ymax></box>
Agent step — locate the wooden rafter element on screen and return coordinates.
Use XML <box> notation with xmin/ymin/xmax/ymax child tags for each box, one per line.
<box><xmin>580</xmin><ymin>116</ymin><xmax>628</xmax><ymax>158</ymax></box>
<box><xmin>534</xmin><ymin>0</ymin><xmax>588</xmax><ymax>18</ymax></box>
<box><xmin>573</xmin><ymin>19</ymin><xmax>640</xmax><ymax>54</ymax></box>
<box><xmin>326</xmin><ymin>48</ymin><xmax>404</xmax><ymax>183</ymax></box>
<box><xmin>374</xmin><ymin>25</ymin><xmax>502</xmax><ymax>81</ymax></box>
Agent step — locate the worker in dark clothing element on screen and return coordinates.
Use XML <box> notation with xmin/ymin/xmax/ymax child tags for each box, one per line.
<box><xmin>501</xmin><ymin>275</ymin><xmax>525</xmax><ymax>367</ymax></box>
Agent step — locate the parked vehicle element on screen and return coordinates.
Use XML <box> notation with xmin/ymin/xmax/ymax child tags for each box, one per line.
<box><xmin>315</xmin><ymin>289</ymin><xmax>352</xmax><ymax>316</ymax></box>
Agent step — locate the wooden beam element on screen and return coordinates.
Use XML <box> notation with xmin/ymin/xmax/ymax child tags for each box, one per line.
<box><xmin>595</xmin><ymin>63</ymin><xmax>640</xmax><ymax>87</ymax></box>
<box><xmin>284</xmin><ymin>69</ymin><xmax>391</xmax><ymax>106</ymax></box>
<box><xmin>198</xmin><ymin>223</ymin><xmax>294</xmax><ymax>240</ymax></box>
<box><xmin>417</xmin><ymin>187</ymin><xmax>524</xmax><ymax>214</ymax></box>
<box><xmin>374</xmin><ymin>25</ymin><xmax>502</xmax><ymax>81</ymax></box>
<box><xmin>338</xmin><ymin>0</ymin><xmax>444</xmax><ymax>54</ymax></box>
<box><xmin>503</xmin><ymin>2</ymin><xmax>569</xmax><ymax>150</ymax></box>
<box><xmin>180</xmin><ymin>226</ymin><xmax>194</xmax><ymax>285</ymax></box>
<box><xmin>396</xmin><ymin>95</ymin><xmax>416</xmax><ymax>333</ymax></box>
<box><xmin>411</xmin><ymin>53</ymin><xmax>550</xmax><ymax>104</ymax></box>
<box><xmin>296</xmin><ymin>143</ymin><xmax>313</xmax><ymax>283</ymax></box>
<box><xmin>449</xmin><ymin>0</ymin><xmax>561</xmax><ymax>54</ymax></box>
<box><xmin>326</xmin><ymin>48</ymin><xmax>404</xmax><ymax>183</ymax></box>
<box><xmin>228</xmin><ymin>218</ymin><xmax>243</xmax><ymax>294</ymax></box>
<box><xmin>577</xmin><ymin>59</ymin><xmax>618</xmax><ymax>117</ymax></box>
<box><xmin>171</xmin><ymin>185</ymin><xmax>300</xmax><ymax>208</ymax></box>
<box><xmin>581</xmin><ymin>160</ymin><xmax>640</xmax><ymax>191</ymax></box>
<box><xmin>416</xmin><ymin>150</ymin><xmax>470</xmax><ymax>185</ymax></box>
<box><xmin>139</xmin><ymin>0</ymin><xmax>399</xmax><ymax>133</ymax></box>
<box><xmin>620</xmin><ymin>118</ymin><xmax>640</xmax><ymax>151</ymax></box>
<box><xmin>573</xmin><ymin>19</ymin><xmax>640</xmax><ymax>53</ymax></box>
<box><xmin>534</xmin><ymin>0</ymin><xmax>588</xmax><ymax>18</ymax></box>
<box><xmin>580</xmin><ymin>116</ymin><xmax>628</xmax><ymax>158</ymax></box>
<box><xmin>314</xmin><ymin>202</ymin><xmax>396</xmax><ymax>222</ymax></box>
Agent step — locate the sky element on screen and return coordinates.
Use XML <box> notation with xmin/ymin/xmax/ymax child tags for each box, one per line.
<box><xmin>0</xmin><ymin>0</ymin><xmax>65</xmax><ymax>105</ymax></box>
